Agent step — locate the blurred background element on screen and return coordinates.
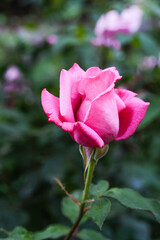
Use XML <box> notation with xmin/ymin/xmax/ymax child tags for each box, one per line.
<box><xmin>0</xmin><ymin>0</ymin><xmax>160</xmax><ymax>239</ymax></box>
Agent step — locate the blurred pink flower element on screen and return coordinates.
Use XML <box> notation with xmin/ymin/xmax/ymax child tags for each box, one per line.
<box><xmin>3</xmin><ymin>65</ymin><xmax>26</xmax><ymax>94</ymax></box>
<box><xmin>4</xmin><ymin>65</ymin><xmax>21</xmax><ymax>83</ymax></box>
<box><xmin>46</xmin><ymin>34</ymin><xmax>58</xmax><ymax>45</ymax></box>
<box><xmin>141</xmin><ymin>56</ymin><xmax>157</xmax><ymax>70</ymax></box>
<box><xmin>93</xmin><ymin>5</ymin><xmax>143</xmax><ymax>50</ymax></box>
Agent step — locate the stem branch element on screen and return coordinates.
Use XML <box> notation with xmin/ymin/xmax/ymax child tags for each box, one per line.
<box><xmin>64</xmin><ymin>203</ymin><xmax>85</xmax><ymax>240</ymax></box>
<box><xmin>64</xmin><ymin>156</ymin><xmax>96</xmax><ymax>240</ymax></box>
<box><xmin>82</xmin><ymin>157</ymin><xmax>96</xmax><ymax>202</ymax></box>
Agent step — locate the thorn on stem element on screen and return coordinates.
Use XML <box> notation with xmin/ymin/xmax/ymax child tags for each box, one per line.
<box><xmin>54</xmin><ymin>177</ymin><xmax>81</xmax><ymax>207</ymax></box>
<box><xmin>83</xmin><ymin>205</ymin><xmax>92</xmax><ymax>212</ymax></box>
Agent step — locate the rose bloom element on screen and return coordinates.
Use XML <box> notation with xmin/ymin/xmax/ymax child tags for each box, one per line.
<box><xmin>93</xmin><ymin>5</ymin><xmax>143</xmax><ymax>50</ymax></box>
<box><xmin>41</xmin><ymin>63</ymin><xmax>149</xmax><ymax>147</ymax></box>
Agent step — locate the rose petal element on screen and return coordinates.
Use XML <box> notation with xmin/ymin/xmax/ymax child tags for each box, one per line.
<box><xmin>86</xmin><ymin>67</ymin><xmax>102</xmax><ymax>78</ymax></box>
<box><xmin>115</xmin><ymin>89</ymin><xmax>150</xmax><ymax>140</ymax></box>
<box><xmin>68</xmin><ymin>63</ymin><xmax>85</xmax><ymax>76</ymax></box>
<box><xmin>62</xmin><ymin>122</ymin><xmax>75</xmax><ymax>132</ymax></box>
<box><xmin>41</xmin><ymin>88</ymin><xmax>62</xmax><ymax>126</ymax></box>
<box><xmin>84</xmin><ymin>89</ymin><xmax>119</xmax><ymax>144</ymax></box>
<box><xmin>69</xmin><ymin>64</ymin><xmax>85</xmax><ymax>112</ymax></box>
<box><xmin>79</xmin><ymin>67</ymin><xmax>122</xmax><ymax>101</ymax></box>
<box><xmin>60</xmin><ymin>64</ymin><xmax>85</xmax><ymax>120</ymax></box>
<box><xmin>115</xmin><ymin>93</ymin><xmax>126</xmax><ymax>112</ymax></box>
<box><xmin>60</xmin><ymin>69</ymin><xmax>75</xmax><ymax>122</ymax></box>
<box><xmin>115</xmin><ymin>88</ymin><xmax>137</xmax><ymax>101</ymax></box>
<box><xmin>76</xmin><ymin>99</ymin><xmax>91</xmax><ymax>122</ymax></box>
<box><xmin>70</xmin><ymin>122</ymin><xmax>104</xmax><ymax>147</ymax></box>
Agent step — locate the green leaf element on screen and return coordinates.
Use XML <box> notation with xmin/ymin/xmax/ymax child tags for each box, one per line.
<box><xmin>106</xmin><ymin>188</ymin><xmax>160</xmax><ymax>223</ymax></box>
<box><xmin>90</xmin><ymin>180</ymin><xmax>109</xmax><ymax>197</ymax></box>
<box><xmin>34</xmin><ymin>225</ymin><xmax>70</xmax><ymax>240</ymax></box>
<box><xmin>0</xmin><ymin>225</ymin><xmax>70</xmax><ymax>240</ymax></box>
<box><xmin>138</xmin><ymin>97</ymin><xmax>160</xmax><ymax>129</ymax></box>
<box><xmin>62</xmin><ymin>191</ymin><xmax>89</xmax><ymax>224</ymax></box>
<box><xmin>86</xmin><ymin>198</ymin><xmax>111</xmax><ymax>229</ymax></box>
<box><xmin>1</xmin><ymin>226</ymin><xmax>35</xmax><ymax>240</ymax></box>
<box><xmin>78</xmin><ymin>229</ymin><xmax>110</xmax><ymax>240</ymax></box>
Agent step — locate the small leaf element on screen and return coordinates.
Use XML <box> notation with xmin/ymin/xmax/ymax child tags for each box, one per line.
<box><xmin>106</xmin><ymin>188</ymin><xmax>160</xmax><ymax>223</ymax></box>
<box><xmin>90</xmin><ymin>180</ymin><xmax>109</xmax><ymax>197</ymax></box>
<box><xmin>78</xmin><ymin>229</ymin><xmax>110</xmax><ymax>240</ymax></box>
<box><xmin>62</xmin><ymin>191</ymin><xmax>89</xmax><ymax>224</ymax></box>
<box><xmin>86</xmin><ymin>198</ymin><xmax>111</xmax><ymax>229</ymax></box>
<box><xmin>3</xmin><ymin>226</ymin><xmax>34</xmax><ymax>240</ymax></box>
<box><xmin>34</xmin><ymin>225</ymin><xmax>70</xmax><ymax>240</ymax></box>
<box><xmin>0</xmin><ymin>225</ymin><xmax>70</xmax><ymax>240</ymax></box>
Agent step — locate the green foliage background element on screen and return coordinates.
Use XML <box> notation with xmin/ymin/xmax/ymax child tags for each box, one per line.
<box><xmin>0</xmin><ymin>0</ymin><xmax>160</xmax><ymax>239</ymax></box>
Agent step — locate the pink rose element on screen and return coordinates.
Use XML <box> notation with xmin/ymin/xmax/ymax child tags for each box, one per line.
<box><xmin>93</xmin><ymin>5</ymin><xmax>143</xmax><ymax>50</ymax></box>
<box><xmin>41</xmin><ymin>63</ymin><xmax>149</xmax><ymax>147</ymax></box>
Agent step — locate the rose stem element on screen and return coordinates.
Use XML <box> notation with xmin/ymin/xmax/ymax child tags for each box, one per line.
<box><xmin>64</xmin><ymin>155</ymin><xmax>96</xmax><ymax>240</ymax></box>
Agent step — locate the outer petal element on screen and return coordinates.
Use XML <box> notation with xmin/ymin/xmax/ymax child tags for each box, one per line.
<box><xmin>69</xmin><ymin>63</ymin><xmax>85</xmax><ymax>112</ymax></box>
<box><xmin>70</xmin><ymin>122</ymin><xmax>104</xmax><ymax>147</ymax></box>
<box><xmin>68</xmin><ymin>63</ymin><xmax>85</xmax><ymax>76</ymax></box>
<box><xmin>115</xmin><ymin>89</ymin><xmax>150</xmax><ymax>140</ymax></box>
<box><xmin>60</xmin><ymin>69</ymin><xmax>75</xmax><ymax>122</ymax></box>
<box><xmin>41</xmin><ymin>88</ymin><xmax>63</xmax><ymax>126</ymax></box>
<box><xmin>79</xmin><ymin>67</ymin><xmax>122</xmax><ymax>101</ymax></box>
<box><xmin>60</xmin><ymin>63</ymin><xmax>85</xmax><ymax>120</ymax></box>
<box><xmin>115</xmin><ymin>88</ymin><xmax>137</xmax><ymax>100</ymax></box>
<box><xmin>84</xmin><ymin>89</ymin><xmax>119</xmax><ymax>144</ymax></box>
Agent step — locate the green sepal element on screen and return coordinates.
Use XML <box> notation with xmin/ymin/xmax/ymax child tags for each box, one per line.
<box><xmin>94</xmin><ymin>144</ymin><xmax>109</xmax><ymax>162</ymax></box>
<box><xmin>79</xmin><ymin>145</ymin><xmax>94</xmax><ymax>173</ymax></box>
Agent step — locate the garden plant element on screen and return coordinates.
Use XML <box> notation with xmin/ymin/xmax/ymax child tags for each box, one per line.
<box><xmin>0</xmin><ymin>0</ymin><xmax>160</xmax><ymax>240</ymax></box>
